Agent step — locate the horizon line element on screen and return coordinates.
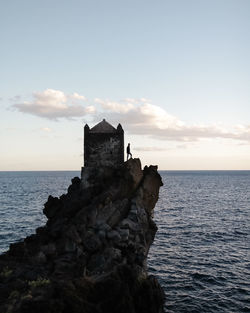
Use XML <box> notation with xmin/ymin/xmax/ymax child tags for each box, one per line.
<box><xmin>0</xmin><ymin>169</ymin><xmax>250</xmax><ymax>172</ymax></box>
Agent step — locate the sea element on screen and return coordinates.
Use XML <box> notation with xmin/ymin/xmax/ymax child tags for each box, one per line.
<box><xmin>0</xmin><ymin>170</ymin><xmax>249</xmax><ymax>312</ymax></box>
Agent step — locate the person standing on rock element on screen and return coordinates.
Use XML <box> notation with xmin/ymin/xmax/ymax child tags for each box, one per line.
<box><xmin>126</xmin><ymin>143</ymin><xmax>132</xmax><ymax>161</ymax></box>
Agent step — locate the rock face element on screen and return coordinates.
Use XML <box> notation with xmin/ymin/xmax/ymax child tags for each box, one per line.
<box><xmin>0</xmin><ymin>158</ymin><xmax>164</xmax><ymax>313</ymax></box>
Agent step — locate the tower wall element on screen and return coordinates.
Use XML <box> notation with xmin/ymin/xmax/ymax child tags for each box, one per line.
<box><xmin>84</xmin><ymin>123</ymin><xmax>124</xmax><ymax>167</ymax></box>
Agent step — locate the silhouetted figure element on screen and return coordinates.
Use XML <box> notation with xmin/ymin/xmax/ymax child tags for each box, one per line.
<box><xmin>126</xmin><ymin>143</ymin><xmax>132</xmax><ymax>161</ymax></box>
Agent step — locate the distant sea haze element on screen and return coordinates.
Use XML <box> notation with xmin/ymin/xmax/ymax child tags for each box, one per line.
<box><xmin>0</xmin><ymin>170</ymin><xmax>249</xmax><ymax>312</ymax></box>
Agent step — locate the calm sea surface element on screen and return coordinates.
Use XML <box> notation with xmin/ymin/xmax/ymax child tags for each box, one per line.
<box><xmin>0</xmin><ymin>170</ymin><xmax>249</xmax><ymax>312</ymax></box>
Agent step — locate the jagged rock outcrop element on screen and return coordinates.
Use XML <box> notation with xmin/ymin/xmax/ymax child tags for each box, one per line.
<box><xmin>0</xmin><ymin>158</ymin><xmax>164</xmax><ymax>313</ymax></box>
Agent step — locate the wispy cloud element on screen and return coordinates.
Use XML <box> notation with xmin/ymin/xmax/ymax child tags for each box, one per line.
<box><xmin>9</xmin><ymin>95</ymin><xmax>21</xmax><ymax>102</ymax></box>
<box><xmin>134</xmin><ymin>144</ymin><xmax>189</xmax><ymax>151</ymax></box>
<box><xmin>13</xmin><ymin>89</ymin><xmax>95</xmax><ymax>120</ymax></box>
<box><xmin>41</xmin><ymin>127</ymin><xmax>52</xmax><ymax>132</ymax></box>
<box><xmin>134</xmin><ymin>146</ymin><xmax>168</xmax><ymax>152</ymax></box>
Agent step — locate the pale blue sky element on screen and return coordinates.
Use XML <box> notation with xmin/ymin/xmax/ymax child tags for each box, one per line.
<box><xmin>1</xmin><ymin>0</ymin><xmax>250</xmax><ymax>170</ymax></box>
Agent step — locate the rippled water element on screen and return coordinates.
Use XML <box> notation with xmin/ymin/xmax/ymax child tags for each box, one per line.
<box><xmin>0</xmin><ymin>170</ymin><xmax>250</xmax><ymax>312</ymax></box>
<box><xmin>149</xmin><ymin>171</ymin><xmax>250</xmax><ymax>312</ymax></box>
<box><xmin>0</xmin><ymin>171</ymin><xmax>79</xmax><ymax>253</ymax></box>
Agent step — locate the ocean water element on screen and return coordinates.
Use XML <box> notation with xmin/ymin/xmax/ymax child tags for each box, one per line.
<box><xmin>148</xmin><ymin>171</ymin><xmax>250</xmax><ymax>313</ymax></box>
<box><xmin>0</xmin><ymin>170</ymin><xmax>250</xmax><ymax>312</ymax></box>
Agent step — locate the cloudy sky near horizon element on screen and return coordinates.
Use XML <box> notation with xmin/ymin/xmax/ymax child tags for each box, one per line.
<box><xmin>1</xmin><ymin>0</ymin><xmax>250</xmax><ymax>170</ymax></box>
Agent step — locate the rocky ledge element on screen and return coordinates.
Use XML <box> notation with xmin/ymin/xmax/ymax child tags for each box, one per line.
<box><xmin>0</xmin><ymin>158</ymin><xmax>164</xmax><ymax>313</ymax></box>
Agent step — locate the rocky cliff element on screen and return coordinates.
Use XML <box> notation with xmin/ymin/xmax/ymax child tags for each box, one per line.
<box><xmin>0</xmin><ymin>158</ymin><xmax>164</xmax><ymax>313</ymax></box>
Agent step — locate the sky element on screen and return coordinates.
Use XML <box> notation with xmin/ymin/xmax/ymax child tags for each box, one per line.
<box><xmin>0</xmin><ymin>0</ymin><xmax>250</xmax><ymax>170</ymax></box>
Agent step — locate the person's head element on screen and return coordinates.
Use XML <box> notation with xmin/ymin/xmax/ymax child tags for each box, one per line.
<box><xmin>128</xmin><ymin>143</ymin><xmax>130</xmax><ymax>146</ymax></box>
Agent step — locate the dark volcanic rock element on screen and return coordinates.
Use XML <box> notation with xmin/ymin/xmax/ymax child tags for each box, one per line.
<box><xmin>0</xmin><ymin>158</ymin><xmax>164</xmax><ymax>313</ymax></box>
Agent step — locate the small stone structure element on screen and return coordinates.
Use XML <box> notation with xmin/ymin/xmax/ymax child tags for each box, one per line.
<box><xmin>84</xmin><ymin>119</ymin><xmax>124</xmax><ymax>168</ymax></box>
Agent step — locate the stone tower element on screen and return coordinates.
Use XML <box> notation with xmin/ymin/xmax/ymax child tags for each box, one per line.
<box><xmin>84</xmin><ymin>119</ymin><xmax>124</xmax><ymax>167</ymax></box>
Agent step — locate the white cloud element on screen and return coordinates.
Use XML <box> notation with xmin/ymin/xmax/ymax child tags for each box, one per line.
<box><xmin>94</xmin><ymin>98</ymin><xmax>135</xmax><ymax>113</ymax></box>
<box><xmin>121</xmin><ymin>97</ymin><xmax>151</xmax><ymax>104</ymax></box>
<box><xmin>71</xmin><ymin>92</ymin><xmax>86</xmax><ymax>101</ymax></box>
<box><xmin>13</xmin><ymin>89</ymin><xmax>94</xmax><ymax>120</ymax></box>
<box><xmin>84</xmin><ymin>105</ymin><xmax>96</xmax><ymax>114</ymax></box>
<box><xmin>94</xmin><ymin>98</ymin><xmax>250</xmax><ymax>143</ymax></box>
<box><xmin>11</xmin><ymin>90</ymin><xmax>250</xmax><ymax>143</ymax></box>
